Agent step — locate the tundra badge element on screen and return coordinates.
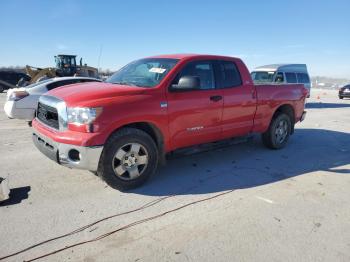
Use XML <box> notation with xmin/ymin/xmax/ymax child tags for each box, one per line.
<box><xmin>160</xmin><ymin>102</ymin><xmax>168</xmax><ymax>108</ymax></box>
<box><xmin>187</xmin><ymin>126</ymin><xmax>204</xmax><ymax>131</ymax></box>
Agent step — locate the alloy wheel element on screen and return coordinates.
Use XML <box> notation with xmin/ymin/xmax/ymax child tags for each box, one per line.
<box><xmin>275</xmin><ymin>119</ymin><xmax>288</xmax><ymax>144</ymax></box>
<box><xmin>112</xmin><ymin>143</ymin><xmax>149</xmax><ymax>180</ymax></box>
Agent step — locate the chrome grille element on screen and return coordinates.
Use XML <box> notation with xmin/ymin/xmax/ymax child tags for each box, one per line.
<box><xmin>36</xmin><ymin>95</ymin><xmax>67</xmax><ymax>131</ymax></box>
<box><xmin>37</xmin><ymin>102</ymin><xmax>59</xmax><ymax>129</ymax></box>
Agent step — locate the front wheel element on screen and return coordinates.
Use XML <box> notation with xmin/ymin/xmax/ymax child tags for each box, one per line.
<box><xmin>262</xmin><ymin>113</ymin><xmax>292</xmax><ymax>149</ymax></box>
<box><xmin>98</xmin><ymin>128</ymin><xmax>159</xmax><ymax>191</ymax></box>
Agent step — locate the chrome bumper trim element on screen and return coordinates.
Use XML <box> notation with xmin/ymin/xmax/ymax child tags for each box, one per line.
<box><xmin>32</xmin><ymin>131</ymin><xmax>103</xmax><ymax>171</ymax></box>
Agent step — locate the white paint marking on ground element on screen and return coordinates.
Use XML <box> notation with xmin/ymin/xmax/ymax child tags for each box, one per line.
<box><xmin>255</xmin><ymin>196</ymin><xmax>274</xmax><ymax>204</ymax></box>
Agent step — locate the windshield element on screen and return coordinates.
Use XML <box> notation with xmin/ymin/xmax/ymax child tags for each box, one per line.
<box><xmin>106</xmin><ymin>58</ymin><xmax>179</xmax><ymax>87</ymax></box>
<box><xmin>55</xmin><ymin>56</ymin><xmax>76</xmax><ymax>68</ymax></box>
<box><xmin>251</xmin><ymin>71</ymin><xmax>276</xmax><ymax>83</ymax></box>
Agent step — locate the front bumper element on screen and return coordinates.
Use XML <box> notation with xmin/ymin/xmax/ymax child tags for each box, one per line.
<box><xmin>32</xmin><ymin>130</ymin><xmax>103</xmax><ymax>171</ymax></box>
<box><xmin>339</xmin><ymin>91</ymin><xmax>350</xmax><ymax>97</ymax></box>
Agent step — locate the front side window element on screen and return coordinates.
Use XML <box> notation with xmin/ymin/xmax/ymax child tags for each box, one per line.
<box><xmin>107</xmin><ymin>58</ymin><xmax>179</xmax><ymax>88</ymax></box>
<box><xmin>174</xmin><ymin>61</ymin><xmax>215</xmax><ymax>90</ymax></box>
<box><xmin>285</xmin><ymin>72</ymin><xmax>297</xmax><ymax>83</ymax></box>
<box><xmin>217</xmin><ymin>61</ymin><xmax>242</xmax><ymax>88</ymax></box>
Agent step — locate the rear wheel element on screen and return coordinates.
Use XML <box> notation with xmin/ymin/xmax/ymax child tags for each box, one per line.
<box><xmin>262</xmin><ymin>113</ymin><xmax>292</xmax><ymax>149</ymax></box>
<box><xmin>98</xmin><ymin>128</ymin><xmax>158</xmax><ymax>191</ymax></box>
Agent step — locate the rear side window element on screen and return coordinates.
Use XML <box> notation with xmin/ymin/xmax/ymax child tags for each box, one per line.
<box><xmin>296</xmin><ymin>73</ymin><xmax>310</xmax><ymax>83</ymax></box>
<box><xmin>285</xmin><ymin>73</ymin><xmax>297</xmax><ymax>83</ymax></box>
<box><xmin>216</xmin><ymin>61</ymin><xmax>242</xmax><ymax>88</ymax></box>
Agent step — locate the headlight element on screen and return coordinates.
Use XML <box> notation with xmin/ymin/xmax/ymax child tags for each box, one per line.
<box><xmin>67</xmin><ymin>107</ymin><xmax>103</xmax><ymax>125</ymax></box>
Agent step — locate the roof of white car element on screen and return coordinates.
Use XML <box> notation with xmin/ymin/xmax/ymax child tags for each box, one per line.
<box><xmin>23</xmin><ymin>76</ymin><xmax>101</xmax><ymax>89</ymax></box>
<box><xmin>49</xmin><ymin>76</ymin><xmax>101</xmax><ymax>82</ymax></box>
<box><xmin>253</xmin><ymin>64</ymin><xmax>308</xmax><ymax>73</ymax></box>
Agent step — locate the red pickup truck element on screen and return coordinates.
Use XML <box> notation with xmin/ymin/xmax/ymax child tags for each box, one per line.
<box><xmin>32</xmin><ymin>54</ymin><xmax>307</xmax><ymax>190</ymax></box>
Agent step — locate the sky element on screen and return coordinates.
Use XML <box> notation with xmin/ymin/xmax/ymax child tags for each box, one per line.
<box><xmin>0</xmin><ymin>0</ymin><xmax>349</xmax><ymax>78</ymax></box>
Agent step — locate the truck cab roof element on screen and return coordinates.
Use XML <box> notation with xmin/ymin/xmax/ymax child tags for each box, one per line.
<box><xmin>148</xmin><ymin>54</ymin><xmax>242</xmax><ymax>61</ymax></box>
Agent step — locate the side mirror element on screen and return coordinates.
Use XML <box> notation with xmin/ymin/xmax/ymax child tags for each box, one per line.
<box><xmin>171</xmin><ymin>76</ymin><xmax>200</xmax><ymax>91</ymax></box>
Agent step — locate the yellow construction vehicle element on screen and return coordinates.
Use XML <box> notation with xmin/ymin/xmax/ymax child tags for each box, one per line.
<box><xmin>54</xmin><ymin>54</ymin><xmax>99</xmax><ymax>78</ymax></box>
<box><xmin>22</xmin><ymin>66</ymin><xmax>57</xmax><ymax>85</ymax></box>
<box><xmin>15</xmin><ymin>54</ymin><xmax>99</xmax><ymax>86</ymax></box>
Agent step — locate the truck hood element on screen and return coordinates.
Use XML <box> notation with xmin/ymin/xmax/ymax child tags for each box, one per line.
<box><xmin>46</xmin><ymin>82</ymin><xmax>148</xmax><ymax>105</ymax></box>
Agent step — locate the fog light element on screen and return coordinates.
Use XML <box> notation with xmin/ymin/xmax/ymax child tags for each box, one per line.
<box><xmin>68</xmin><ymin>149</ymin><xmax>80</xmax><ymax>162</ymax></box>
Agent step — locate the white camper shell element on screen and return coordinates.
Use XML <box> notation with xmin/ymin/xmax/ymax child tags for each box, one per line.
<box><xmin>251</xmin><ymin>64</ymin><xmax>311</xmax><ymax>96</ymax></box>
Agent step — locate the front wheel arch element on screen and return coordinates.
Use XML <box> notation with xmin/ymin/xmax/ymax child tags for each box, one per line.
<box><xmin>104</xmin><ymin>121</ymin><xmax>166</xmax><ymax>164</ymax></box>
<box><xmin>98</xmin><ymin>127</ymin><xmax>159</xmax><ymax>190</ymax></box>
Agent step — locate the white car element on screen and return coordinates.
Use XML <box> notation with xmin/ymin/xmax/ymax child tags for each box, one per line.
<box><xmin>4</xmin><ymin>77</ymin><xmax>101</xmax><ymax>121</ymax></box>
<box><xmin>251</xmin><ymin>64</ymin><xmax>311</xmax><ymax>97</ymax></box>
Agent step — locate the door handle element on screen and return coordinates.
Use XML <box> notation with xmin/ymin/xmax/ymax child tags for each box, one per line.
<box><xmin>251</xmin><ymin>88</ymin><xmax>257</xmax><ymax>99</ymax></box>
<box><xmin>210</xmin><ymin>95</ymin><xmax>223</xmax><ymax>102</ymax></box>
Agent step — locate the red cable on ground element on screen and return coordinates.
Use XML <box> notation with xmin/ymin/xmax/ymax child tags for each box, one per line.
<box><xmin>0</xmin><ymin>196</ymin><xmax>171</xmax><ymax>261</ymax></box>
<box><xmin>0</xmin><ymin>183</ymin><xmax>206</xmax><ymax>261</ymax></box>
<box><xmin>24</xmin><ymin>190</ymin><xmax>234</xmax><ymax>262</ymax></box>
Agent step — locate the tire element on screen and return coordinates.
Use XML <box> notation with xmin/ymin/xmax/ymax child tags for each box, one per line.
<box><xmin>262</xmin><ymin>113</ymin><xmax>292</xmax><ymax>149</ymax></box>
<box><xmin>98</xmin><ymin>128</ymin><xmax>159</xmax><ymax>191</ymax></box>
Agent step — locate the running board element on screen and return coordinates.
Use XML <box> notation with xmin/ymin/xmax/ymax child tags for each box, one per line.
<box><xmin>168</xmin><ymin>135</ymin><xmax>253</xmax><ymax>159</ymax></box>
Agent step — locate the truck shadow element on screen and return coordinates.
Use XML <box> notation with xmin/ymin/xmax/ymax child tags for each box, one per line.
<box><xmin>306</xmin><ymin>102</ymin><xmax>350</xmax><ymax>109</ymax></box>
<box><xmin>131</xmin><ymin>129</ymin><xmax>350</xmax><ymax>196</ymax></box>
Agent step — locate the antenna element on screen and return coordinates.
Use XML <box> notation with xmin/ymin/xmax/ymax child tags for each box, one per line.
<box><xmin>97</xmin><ymin>44</ymin><xmax>103</xmax><ymax>70</ymax></box>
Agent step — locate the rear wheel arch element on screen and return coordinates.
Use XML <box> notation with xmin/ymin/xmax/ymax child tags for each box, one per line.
<box><xmin>262</xmin><ymin>113</ymin><xmax>292</xmax><ymax>149</ymax></box>
<box><xmin>272</xmin><ymin>104</ymin><xmax>295</xmax><ymax>134</ymax></box>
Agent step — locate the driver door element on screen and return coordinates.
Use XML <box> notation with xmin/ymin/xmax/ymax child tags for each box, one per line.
<box><xmin>166</xmin><ymin>60</ymin><xmax>224</xmax><ymax>150</ymax></box>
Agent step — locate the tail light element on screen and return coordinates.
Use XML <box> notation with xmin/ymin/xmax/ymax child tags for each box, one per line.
<box><xmin>8</xmin><ymin>90</ymin><xmax>29</xmax><ymax>101</ymax></box>
<box><xmin>302</xmin><ymin>87</ymin><xmax>308</xmax><ymax>97</ymax></box>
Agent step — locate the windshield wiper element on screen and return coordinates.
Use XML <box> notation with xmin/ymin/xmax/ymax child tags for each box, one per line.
<box><xmin>112</xmin><ymin>81</ymin><xmax>144</xmax><ymax>87</ymax></box>
<box><xmin>112</xmin><ymin>81</ymin><xmax>130</xmax><ymax>85</ymax></box>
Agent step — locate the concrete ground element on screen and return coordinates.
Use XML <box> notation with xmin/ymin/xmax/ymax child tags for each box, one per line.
<box><xmin>0</xmin><ymin>89</ymin><xmax>349</xmax><ymax>262</ymax></box>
